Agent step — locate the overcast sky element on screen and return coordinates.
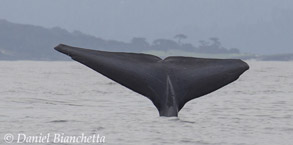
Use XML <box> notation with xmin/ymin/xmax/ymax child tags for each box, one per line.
<box><xmin>0</xmin><ymin>0</ymin><xmax>292</xmax><ymax>54</ymax></box>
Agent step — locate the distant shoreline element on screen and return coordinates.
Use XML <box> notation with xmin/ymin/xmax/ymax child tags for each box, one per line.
<box><xmin>1</xmin><ymin>53</ymin><xmax>293</xmax><ymax>61</ymax></box>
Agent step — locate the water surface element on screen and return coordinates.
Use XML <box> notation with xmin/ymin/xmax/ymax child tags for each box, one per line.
<box><xmin>0</xmin><ymin>61</ymin><xmax>292</xmax><ymax>145</ymax></box>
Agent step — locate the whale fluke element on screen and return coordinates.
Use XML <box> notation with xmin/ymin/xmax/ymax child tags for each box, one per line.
<box><xmin>54</xmin><ymin>44</ymin><xmax>249</xmax><ymax>117</ymax></box>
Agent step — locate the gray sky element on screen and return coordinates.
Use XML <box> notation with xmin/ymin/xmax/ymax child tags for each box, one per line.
<box><xmin>0</xmin><ymin>0</ymin><xmax>292</xmax><ymax>54</ymax></box>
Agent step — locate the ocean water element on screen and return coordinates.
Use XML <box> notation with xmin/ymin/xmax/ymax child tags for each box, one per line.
<box><xmin>0</xmin><ymin>61</ymin><xmax>292</xmax><ymax>145</ymax></box>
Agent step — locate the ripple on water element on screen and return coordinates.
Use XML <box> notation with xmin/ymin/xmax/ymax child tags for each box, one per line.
<box><xmin>49</xmin><ymin>120</ymin><xmax>69</xmax><ymax>123</ymax></box>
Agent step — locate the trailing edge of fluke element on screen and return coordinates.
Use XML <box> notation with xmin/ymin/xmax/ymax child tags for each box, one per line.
<box><xmin>54</xmin><ymin>44</ymin><xmax>249</xmax><ymax>117</ymax></box>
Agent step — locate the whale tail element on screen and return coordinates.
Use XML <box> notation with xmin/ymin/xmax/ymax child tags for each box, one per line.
<box><xmin>55</xmin><ymin>44</ymin><xmax>249</xmax><ymax>117</ymax></box>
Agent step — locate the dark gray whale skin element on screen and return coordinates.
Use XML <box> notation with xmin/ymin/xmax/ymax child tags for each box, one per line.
<box><xmin>54</xmin><ymin>44</ymin><xmax>249</xmax><ymax>117</ymax></box>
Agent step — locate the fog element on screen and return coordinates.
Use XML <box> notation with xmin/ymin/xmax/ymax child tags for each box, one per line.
<box><xmin>0</xmin><ymin>0</ymin><xmax>292</xmax><ymax>54</ymax></box>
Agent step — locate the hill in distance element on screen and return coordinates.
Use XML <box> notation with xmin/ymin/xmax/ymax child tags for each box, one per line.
<box><xmin>0</xmin><ymin>19</ymin><xmax>292</xmax><ymax>61</ymax></box>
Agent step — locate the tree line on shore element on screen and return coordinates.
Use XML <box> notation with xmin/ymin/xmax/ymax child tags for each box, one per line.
<box><xmin>130</xmin><ymin>34</ymin><xmax>240</xmax><ymax>54</ymax></box>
